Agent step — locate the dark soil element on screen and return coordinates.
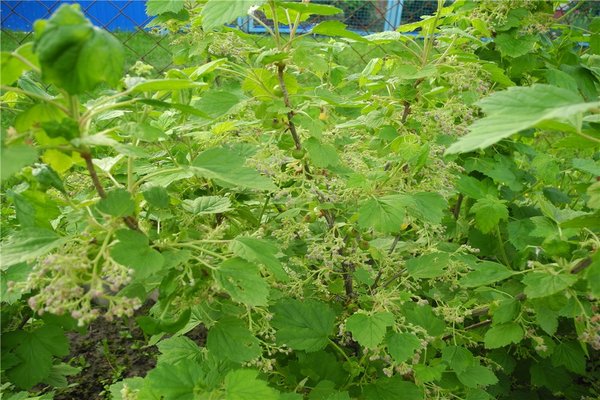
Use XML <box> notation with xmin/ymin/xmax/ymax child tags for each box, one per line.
<box><xmin>53</xmin><ymin>307</ymin><xmax>207</xmax><ymax>400</ymax></box>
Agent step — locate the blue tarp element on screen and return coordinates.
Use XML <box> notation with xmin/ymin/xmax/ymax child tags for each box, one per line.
<box><xmin>1</xmin><ymin>1</ymin><xmax>151</xmax><ymax>31</ymax></box>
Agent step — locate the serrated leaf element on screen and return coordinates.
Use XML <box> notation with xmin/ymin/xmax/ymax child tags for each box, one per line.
<box><xmin>214</xmin><ymin>257</ymin><xmax>269</xmax><ymax>307</ymax></box>
<box><xmin>495</xmin><ymin>33</ymin><xmax>537</xmax><ymax>57</ymax></box>
<box><xmin>192</xmin><ymin>147</ymin><xmax>276</xmax><ymax>190</ymax></box>
<box><xmin>387</xmin><ymin>332</ymin><xmax>421</xmax><ymax>363</ymax></box>
<box><xmin>484</xmin><ymin>323</ymin><xmax>524</xmax><ymax>349</ymax></box>
<box><xmin>1</xmin><ymin>144</ymin><xmax>38</xmax><ymax>181</ymax></box>
<box><xmin>551</xmin><ymin>341</ymin><xmax>586</xmax><ymax>375</ymax></box>
<box><xmin>572</xmin><ymin>158</ymin><xmax>600</xmax><ymax>175</ymax></box>
<box><xmin>4</xmin><ymin>325</ymin><xmax>69</xmax><ymax>389</ymax></box>
<box><xmin>446</xmin><ymin>85</ymin><xmax>600</xmax><ymax>154</ymax></box>
<box><xmin>130</xmin><ymin>79</ymin><xmax>207</xmax><ymax>93</ymax></box>
<box><xmin>358</xmin><ymin>195</ymin><xmax>405</xmax><ymax>234</ymax></box>
<box><xmin>346</xmin><ymin>312</ymin><xmax>394</xmax><ymax>349</ymax></box>
<box><xmin>194</xmin><ymin>90</ymin><xmax>241</xmax><ymax>118</ymax></box>
<box><xmin>405</xmin><ymin>252</ymin><xmax>450</xmax><ymax>279</ymax></box>
<box><xmin>230</xmin><ymin>237</ymin><xmax>288</xmax><ymax>281</ymax></box>
<box><xmin>157</xmin><ymin>336</ymin><xmax>203</xmax><ymax>366</ymax></box>
<box><xmin>110</xmin><ymin>230</ymin><xmax>164</xmax><ymax>278</ymax></box>
<box><xmin>459</xmin><ymin>261</ymin><xmax>515</xmax><ymax>288</ymax></box>
<box><xmin>414</xmin><ymin>364</ymin><xmax>445</xmax><ymax>383</ymax></box>
<box><xmin>224</xmin><ymin>369</ymin><xmax>279</xmax><ymax>400</ymax></box>
<box><xmin>271</xmin><ymin>299</ymin><xmax>336</xmax><ymax>352</ymax></box>
<box><xmin>456</xmin><ymin>365</ymin><xmax>498</xmax><ymax>388</ymax></box>
<box><xmin>96</xmin><ymin>188</ymin><xmax>135</xmax><ymax>217</ymax></box>
<box><xmin>304</xmin><ymin>137</ymin><xmax>340</xmax><ymax>168</ymax></box>
<box><xmin>142</xmin><ymin>186</ymin><xmax>170</xmax><ymax>209</ymax></box>
<box><xmin>404</xmin><ymin>192</ymin><xmax>448</xmax><ymax>225</ymax></box>
<box><xmin>311</xmin><ymin>20</ymin><xmax>365</xmax><ymax>41</ymax></box>
<box><xmin>145</xmin><ymin>360</ymin><xmax>203</xmax><ymax>400</ymax></box>
<box><xmin>146</xmin><ymin>0</ymin><xmax>184</xmax><ymax>15</ymax></box>
<box><xmin>363</xmin><ymin>376</ymin><xmax>424</xmax><ymax>400</ymax></box>
<box><xmin>207</xmin><ymin>317</ymin><xmax>261</xmax><ymax>363</ymax></box>
<box><xmin>492</xmin><ymin>299</ymin><xmax>520</xmax><ymax>325</ymax></box>
<box><xmin>442</xmin><ymin>346</ymin><xmax>475</xmax><ymax>373</ymax></box>
<box><xmin>202</xmin><ymin>0</ymin><xmax>266</xmax><ymax>30</ymax></box>
<box><xmin>470</xmin><ymin>196</ymin><xmax>508</xmax><ymax>233</ymax></box>
<box><xmin>182</xmin><ymin>196</ymin><xmax>232</xmax><ymax>214</ymax></box>
<box><xmin>0</xmin><ymin>228</ymin><xmax>64</xmax><ymax>270</ymax></box>
<box><xmin>522</xmin><ymin>272</ymin><xmax>578</xmax><ymax>299</ymax></box>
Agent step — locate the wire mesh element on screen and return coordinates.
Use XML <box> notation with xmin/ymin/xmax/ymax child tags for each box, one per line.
<box><xmin>0</xmin><ymin>0</ymin><xmax>445</xmax><ymax>73</ymax></box>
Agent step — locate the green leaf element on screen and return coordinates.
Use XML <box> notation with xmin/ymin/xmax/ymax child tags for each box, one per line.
<box><xmin>459</xmin><ymin>261</ymin><xmax>515</xmax><ymax>288</ymax></box>
<box><xmin>182</xmin><ymin>196</ymin><xmax>232</xmax><ymax>214</ymax></box>
<box><xmin>271</xmin><ymin>298</ymin><xmax>336</xmax><ymax>352</ymax></box>
<box><xmin>405</xmin><ymin>252</ymin><xmax>450</xmax><ymax>279</ymax></box>
<box><xmin>358</xmin><ymin>195</ymin><xmax>405</xmax><ymax>234</ymax></box>
<box><xmin>346</xmin><ymin>312</ymin><xmax>394</xmax><ymax>349</ymax></box>
<box><xmin>1</xmin><ymin>43</ymin><xmax>38</xmax><ymax>85</ymax></box>
<box><xmin>194</xmin><ymin>90</ymin><xmax>241</xmax><ymax>118</ymax></box>
<box><xmin>0</xmin><ymin>228</ymin><xmax>63</xmax><ymax>270</ymax></box>
<box><xmin>470</xmin><ymin>196</ymin><xmax>508</xmax><ymax>233</ymax></box>
<box><xmin>304</xmin><ymin>137</ymin><xmax>340</xmax><ymax>168</ymax></box>
<box><xmin>403</xmin><ymin>304</ymin><xmax>446</xmax><ymax>337</ymax></box>
<box><xmin>522</xmin><ymin>272</ymin><xmax>578</xmax><ymax>299</ymax></box>
<box><xmin>192</xmin><ymin>147</ymin><xmax>276</xmax><ymax>190</ymax></box>
<box><xmin>363</xmin><ymin>376</ymin><xmax>424</xmax><ymax>400</ymax></box>
<box><xmin>96</xmin><ymin>189</ymin><xmax>135</xmax><ymax>217</ymax></box>
<box><xmin>311</xmin><ymin>20</ymin><xmax>365</xmax><ymax>41</ymax></box>
<box><xmin>572</xmin><ymin>158</ymin><xmax>600</xmax><ymax>176</ymax></box>
<box><xmin>224</xmin><ymin>369</ymin><xmax>279</xmax><ymax>400</ymax></box>
<box><xmin>387</xmin><ymin>332</ymin><xmax>421</xmax><ymax>363</ymax></box>
<box><xmin>456</xmin><ymin>365</ymin><xmax>498</xmax><ymax>388</ymax></box>
<box><xmin>494</xmin><ymin>33</ymin><xmax>537</xmax><ymax>58</ymax></box>
<box><xmin>446</xmin><ymin>85</ymin><xmax>600</xmax><ymax>154</ymax></box>
<box><xmin>414</xmin><ymin>364</ymin><xmax>445</xmax><ymax>383</ymax></box>
<box><xmin>130</xmin><ymin>79</ymin><xmax>207</xmax><ymax>93</ymax></box>
<box><xmin>214</xmin><ymin>257</ymin><xmax>269</xmax><ymax>307</ymax></box>
<box><xmin>142</xmin><ymin>186</ymin><xmax>170</xmax><ymax>209</ymax></box>
<box><xmin>145</xmin><ymin>360</ymin><xmax>203</xmax><ymax>400</ymax></box>
<box><xmin>202</xmin><ymin>0</ymin><xmax>266</xmax><ymax>31</ymax></box>
<box><xmin>551</xmin><ymin>341</ymin><xmax>586</xmax><ymax>375</ymax></box>
<box><xmin>229</xmin><ymin>237</ymin><xmax>288</xmax><ymax>281</ymax></box>
<box><xmin>206</xmin><ymin>317</ymin><xmax>261</xmax><ymax>363</ymax></box>
<box><xmin>1</xmin><ymin>144</ymin><xmax>38</xmax><ymax>181</ymax></box>
<box><xmin>4</xmin><ymin>325</ymin><xmax>69</xmax><ymax>389</ymax></box>
<box><xmin>146</xmin><ymin>0</ymin><xmax>184</xmax><ymax>15</ymax></box>
<box><xmin>441</xmin><ymin>346</ymin><xmax>475</xmax><ymax>373</ymax></box>
<box><xmin>484</xmin><ymin>323</ymin><xmax>524</xmax><ymax>349</ymax></box>
<box><xmin>110</xmin><ymin>230</ymin><xmax>164</xmax><ymax>278</ymax></box>
<box><xmin>33</xmin><ymin>4</ymin><xmax>124</xmax><ymax>94</ymax></box>
<box><xmin>279</xmin><ymin>2</ymin><xmax>342</xmax><ymax>16</ymax></box>
<box><xmin>492</xmin><ymin>299</ymin><xmax>520</xmax><ymax>325</ymax></box>
<box><xmin>404</xmin><ymin>192</ymin><xmax>448</xmax><ymax>225</ymax></box>
<box><xmin>157</xmin><ymin>336</ymin><xmax>203</xmax><ymax>366</ymax></box>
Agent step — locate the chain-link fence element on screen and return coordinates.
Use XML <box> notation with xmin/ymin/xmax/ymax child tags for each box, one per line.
<box><xmin>1</xmin><ymin>0</ymin><xmax>445</xmax><ymax>73</ymax></box>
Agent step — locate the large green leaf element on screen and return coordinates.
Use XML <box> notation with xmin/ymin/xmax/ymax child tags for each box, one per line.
<box><xmin>311</xmin><ymin>20</ymin><xmax>365</xmax><ymax>41</ymax></box>
<box><xmin>522</xmin><ymin>272</ymin><xmax>578</xmax><ymax>299</ymax></box>
<box><xmin>96</xmin><ymin>188</ymin><xmax>135</xmax><ymax>217</ymax></box>
<box><xmin>271</xmin><ymin>299</ymin><xmax>336</xmax><ymax>352</ymax></box>
<box><xmin>145</xmin><ymin>360</ymin><xmax>204</xmax><ymax>400</ymax></box>
<box><xmin>0</xmin><ymin>228</ymin><xmax>64</xmax><ymax>270</ymax></box>
<box><xmin>1</xmin><ymin>144</ymin><xmax>38</xmax><ymax>181</ymax></box>
<box><xmin>386</xmin><ymin>332</ymin><xmax>421</xmax><ymax>363</ymax></box>
<box><xmin>446</xmin><ymin>85</ymin><xmax>600</xmax><ymax>154</ymax></box>
<box><xmin>484</xmin><ymin>323</ymin><xmax>524</xmax><ymax>349</ymax></box>
<box><xmin>456</xmin><ymin>365</ymin><xmax>498</xmax><ymax>388</ymax></box>
<box><xmin>363</xmin><ymin>376</ymin><xmax>424</xmax><ymax>400</ymax></box>
<box><xmin>441</xmin><ymin>346</ymin><xmax>475</xmax><ymax>373</ymax></box>
<box><xmin>229</xmin><ymin>236</ymin><xmax>288</xmax><ymax>281</ymax></box>
<box><xmin>405</xmin><ymin>252</ymin><xmax>450</xmax><ymax>279</ymax></box>
<box><xmin>201</xmin><ymin>0</ymin><xmax>266</xmax><ymax>30</ymax></box>
<box><xmin>470</xmin><ymin>195</ymin><xmax>508</xmax><ymax>234</ymax></box>
<box><xmin>33</xmin><ymin>4</ymin><xmax>124</xmax><ymax>94</ymax></box>
<box><xmin>358</xmin><ymin>195</ymin><xmax>405</xmax><ymax>234</ymax></box>
<box><xmin>146</xmin><ymin>0</ymin><xmax>184</xmax><ymax>15</ymax></box>
<box><xmin>206</xmin><ymin>317</ymin><xmax>261</xmax><ymax>363</ymax></box>
<box><xmin>110</xmin><ymin>230</ymin><xmax>164</xmax><ymax>279</ymax></box>
<box><xmin>346</xmin><ymin>312</ymin><xmax>394</xmax><ymax>349</ymax></box>
<box><xmin>156</xmin><ymin>336</ymin><xmax>203</xmax><ymax>366</ymax></box>
<box><xmin>4</xmin><ymin>325</ymin><xmax>69</xmax><ymax>389</ymax></box>
<box><xmin>192</xmin><ymin>147</ymin><xmax>276</xmax><ymax>190</ymax></box>
<box><xmin>459</xmin><ymin>261</ymin><xmax>515</xmax><ymax>288</ymax></box>
<box><xmin>224</xmin><ymin>369</ymin><xmax>279</xmax><ymax>400</ymax></box>
<box><xmin>213</xmin><ymin>257</ymin><xmax>269</xmax><ymax>307</ymax></box>
<box><xmin>182</xmin><ymin>196</ymin><xmax>232</xmax><ymax>214</ymax></box>
<box><xmin>551</xmin><ymin>341</ymin><xmax>586</xmax><ymax>375</ymax></box>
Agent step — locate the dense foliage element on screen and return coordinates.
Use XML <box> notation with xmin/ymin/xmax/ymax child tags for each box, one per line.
<box><xmin>1</xmin><ymin>1</ymin><xmax>599</xmax><ymax>399</ymax></box>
